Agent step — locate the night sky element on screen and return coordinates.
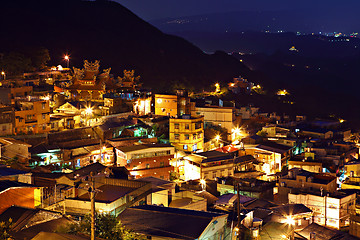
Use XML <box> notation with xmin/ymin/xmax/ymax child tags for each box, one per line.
<box><xmin>115</xmin><ymin>0</ymin><xmax>360</xmax><ymax>21</ymax></box>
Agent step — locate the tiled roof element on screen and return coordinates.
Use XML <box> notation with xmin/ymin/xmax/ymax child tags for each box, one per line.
<box><xmin>118</xmin><ymin>205</ymin><xmax>226</xmax><ymax>239</ymax></box>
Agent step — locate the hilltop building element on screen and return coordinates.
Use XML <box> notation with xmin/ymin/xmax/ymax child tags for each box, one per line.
<box><xmin>64</xmin><ymin>60</ymin><xmax>115</xmax><ymax>102</ymax></box>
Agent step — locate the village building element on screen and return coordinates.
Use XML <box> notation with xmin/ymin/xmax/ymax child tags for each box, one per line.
<box><xmin>169</xmin><ymin>115</ymin><xmax>204</xmax><ymax>152</ymax></box>
<box><xmin>118</xmin><ymin>205</ymin><xmax>229</xmax><ymax>240</ymax></box>
<box><xmin>14</xmin><ymin>97</ymin><xmax>50</xmax><ymax>135</ymax></box>
<box><xmin>64</xmin><ymin>60</ymin><xmax>115</xmax><ymax>102</ymax></box>
<box><xmin>289</xmin><ymin>191</ymin><xmax>356</xmax><ymax>229</ymax></box>
<box><xmin>116</xmin><ymin>144</ymin><xmax>175</xmax><ymax>180</ymax></box>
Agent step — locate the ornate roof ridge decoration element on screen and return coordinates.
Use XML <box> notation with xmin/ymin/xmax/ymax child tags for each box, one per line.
<box><xmin>73</xmin><ymin>67</ymin><xmax>84</xmax><ymax>79</ymax></box>
<box><xmin>84</xmin><ymin>60</ymin><xmax>100</xmax><ymax>73</ymax></box>
<box><xmin>103</xmin><ymin>68</ymin><xmax>111</xmax><ymax>75</ymax></box>
<box><xmin>118</xmin><ymin>70</ymin><xmax>140</xmax><ymax>82</ymax></box>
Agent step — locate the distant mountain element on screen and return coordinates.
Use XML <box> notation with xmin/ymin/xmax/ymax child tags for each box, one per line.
<box><xmin>150</xmin><ymin>10</ymin><xmax>360</xmax><ymax>57</ymax></box>
<box><xmin>150</xmin><ymin>10</ymin><xmax>360</xmax><ymax>35</ymax></box>
<box><xmin>159</xmin><ymin>31</ymin><xmax>360</xmax><ymax>58</ymax></box>
<box><xmin>0</xmin><ymin>0</ymin><xmax>250</xmax><ymax>92</ymax></box>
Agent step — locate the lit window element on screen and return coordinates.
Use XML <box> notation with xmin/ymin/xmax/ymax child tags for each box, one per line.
<box><xmin>175</xmin><ymin>123</ymin><xmax>179</xmax><ymax>129</ymax></box>
<box><xmin>183</xmin><ymin>145</ymin><xmax>188</xmax><ymax>150</ymax></box>
<box><xmin>185</xmin><ymin>124</ymin><xmax>189</xmax><ymax>130</ymax></box>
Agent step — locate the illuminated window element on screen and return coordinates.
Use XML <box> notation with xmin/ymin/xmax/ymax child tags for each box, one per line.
<box><xmin>183</xmin><ymin>145</ymin><xmax>188</xmax><ymax>150</ymax></box>
<box><xmin>185</xmin><ymin>124</ymin><xmax>189</xmax><ymax>130</ymax></box>
<box><xmin>175</xmin><ymin>134</ymin><xmax>179</xmax><ymax>140</ymax></box>
<box><xmin>42</xmin><ymin>102</ymin><xmax>46</xmax><ymax>109</ymax></box>
<box><xmin>146</xmin><ymin>164</ymin><xmax>150</xmax><ymax>169</ymax></box>
<box><xmin>175</xmin><ymin>123</ymin><xmax>179</xmax><ymax>129</ymax></box>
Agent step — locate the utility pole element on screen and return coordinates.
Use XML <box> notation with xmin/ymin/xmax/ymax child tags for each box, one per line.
<box><xmin>90</xmin><ymin>172</ymin><xmax>96</xmax><ymax>240</ymax></box>
<box><xmin>54</xmin><ymin>184</ymin><xmax>57</xmax><ymax>204</ymax></box>
<box><xmin>237</xmin><ymin>181</ymin><xmax>241</xmax><ymax>239</ymax></box>
<box><xmin>99</xmin><ymin>138</ymin><xmax>103</xmax><ymax>163</ymax></box>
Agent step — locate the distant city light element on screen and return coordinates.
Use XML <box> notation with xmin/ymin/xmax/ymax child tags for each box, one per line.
<box><xmin>277</xmin><ymin>89</ymin><xmax>289</xmax><ymax>96</ymax></box>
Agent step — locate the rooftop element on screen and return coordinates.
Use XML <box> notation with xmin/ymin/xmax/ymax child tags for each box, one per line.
<box><xmin>118</xmin><ymin>205</ymin><xmax>226</xmax><ymax>239</ymax></box>
<box><xmin>77</xmin><ymin>184</ymin><xmax>136</xmax><ymax>203</ymax></box>
<box><xmin>271</xmin><ymin>204</ymin><xmax>312</xmax><ymax>216</ymax></box>
<box><xmin>117</xmin><ymin>143</ymin><xmax>173</xmax><ymax>153</ymax></box>
<box><xmin>0</xmin><ymin>165</ymin><xmax>29</xmax><ymax>177</ymax></box>
<box><xmin>0</xmin><ymin>180</ymin><xmax>36</xmax><ymax>193</ymax></box>
<box><xmin>296</xmin><ymin>223</ymin><xmax>357</xmax><ymax>240</ymax></box>
<box><xmin>256</xmin><ymin>141</ymin><xmax>293</xmax><ymax>154</ymax></box>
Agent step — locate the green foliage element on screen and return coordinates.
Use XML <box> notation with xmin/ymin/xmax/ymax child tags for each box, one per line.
<box><xmin>169</xmin><ymin>171</ymin><xmax>178</xmax><ymax>181</ymax></box>
<box><xmin>1</xmin><ymin>52</ymin><xmax>32</xmax><ymax>75</ymax></box>
<box><xmin>30</xmin><ymin>48</ymin><xmax>50</xmax><ymax>70</ymax></box>
<box><xmin>59</xmin><ymin>213</ymin><xmax>145</xmax><ymax>240</ymax></box>
<box><xmin>256</xmin><ymin>130</ymin><xmax>268</xmax><ymax>138</ymax></box>
<box><xmin>0</xmin><ymin>218</ymin><xmax>14</xmax><ymax>240</ymax></box>
<box><xmin>204</xmin><ymin>124</ymin><xmax>228</xmax><ymax>141</ymax></box>
<box><xmin>0</xmin><ymin>47</ymin><xmax>50</xmax><ymax>75</ymax></box>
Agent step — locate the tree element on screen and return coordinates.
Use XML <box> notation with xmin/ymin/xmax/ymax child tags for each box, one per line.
<box><xmin>30</xmin><ymin>47</ymin><xmax>50</xmax><ymax>71</ymax></box>
<box><xmin>59</xmin><ymin>213</ymin><xmax>145</xmax><ymax>240</ymax></box>
<box><xmin>1</xmin><ymin>52</ymin><xmax>32</xmax><ymax>75</ymax></box>
<box><xmin>0</xmin><ymin>218</ymin><xmax>13</xmax><ymax>240</ymax></box>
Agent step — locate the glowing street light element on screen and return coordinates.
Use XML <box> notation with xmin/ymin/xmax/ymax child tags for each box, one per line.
<box><xmin>200</xmin><ymin>179</ymin><xmax>206</xmax><ymax>191</ymax></box>
<box><xmin>215</xmin><ymin>135</ymin><xmax>221</xmax><ymax>142</ymax></box>
<box><xmin>64</xmin><ymin>55</ymin><xmax>70</xmax><ymax>68</ymax></box>
<box><xmin>215</xmin><ymin>83</ymin><xmax>220</xmax><ymax>93</ymax></box>
<box><xmin>1</xmin><ymin>71</ymin><xmax>5</xmax><ymax>80</ymax></box>
<box><xmin>232</xmin><ymin>127</ymin><xmax>242</xmax><ymax>142</ymax></box>
<box><xmin>285</xmin><ymin>215</ymin><xmax>295</xmax><ymax>226</ymax></box>
<box><xmin>85</xmin><ymin>107</ymin><xmax>93</xmax><ymax>115</ymax></box>
<box><xmin>277</xmin><ymin>89</ymin><xmax>289</xmax><ymax>96</ymax></box>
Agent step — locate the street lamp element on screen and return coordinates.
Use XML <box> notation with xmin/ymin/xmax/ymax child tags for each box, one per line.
<box><xmin>85</xmin><ymin>107</ymin><xmax>93</xmax><ymax>115</ymax></box>
<box><xmin>85</xmin><ymin>107</ymin><xmax>93</xmax><ymax>126</ymax></box>
<box><xmin>1</xmin><ymin>71</ymin><xmax>5</xmax><ymax>80</ymax></box>
<box><xmin>200</xmin><ymin>179</ymin><xmax>206</xmax><ymax>191</ymax></box>
<box><xmin>64</xmin><ymin>55</ymin><xmax>70</xmax><ymax>68</ymax></box>
<box><xmin>215</xmin><ymin>83</ymin><xmax>220</xmax><ymax>93</ymax></box>
<box><xmin>285</xmin><ymin>215</ymin><xmax>295</xmax><ymax>226</ymax></box>
<box><xmin>215</xmin><ymin>135</ymin><xmax>221</xmax><ymax>142</ymax></box>
<box><xmin>283</xmin><ymin>215</ymin><xmax>295</xmax><ymax>240</ymax></box>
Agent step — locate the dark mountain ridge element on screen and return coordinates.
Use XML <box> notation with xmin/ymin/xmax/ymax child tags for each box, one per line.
<box><xmin>150</xmin><ymin>9</ymin><xmax>360</xmax><ymax>35</ymax></box>
<box><xmin>0</xmin><ymin>0</ymin><xmax>250</xmax><ymax>92</ymax></box>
